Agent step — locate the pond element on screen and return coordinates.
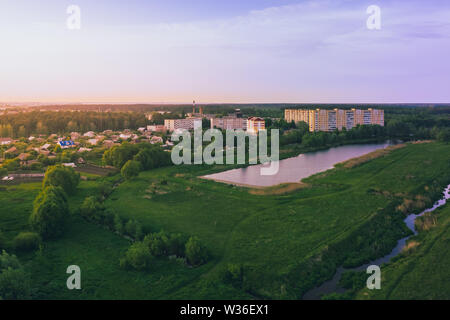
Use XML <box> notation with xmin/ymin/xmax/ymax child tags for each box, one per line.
<box><xmin>203</xmin><ymin>142</ymin><xmax>395</xmax><ymax>187</ymax></box>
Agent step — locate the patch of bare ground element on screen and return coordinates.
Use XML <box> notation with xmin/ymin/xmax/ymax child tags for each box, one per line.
<box><xmin>396</xmin><ymin>194</ymin><xmax>430</xmax><ymax>214</ymax></box>
<box><xmin>338</xmin><ymin>144</ymin><xmax>407</xmax><ymax>168</ymax></box>
<box><xmin>402</xmin><ymin>240</ymin><xmax>420</xmax><ymax>254</ymax></box>
<box><xmin>415</xmin><ymin>213</ymin><xmax>438</xmax><ymax>232</ymax></box>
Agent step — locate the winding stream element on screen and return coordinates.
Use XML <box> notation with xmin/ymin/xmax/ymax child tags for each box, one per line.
<box><xmin>302</xmin><ymin>184</ymin><xmax>450</xmax><ymax>300</ymax></box>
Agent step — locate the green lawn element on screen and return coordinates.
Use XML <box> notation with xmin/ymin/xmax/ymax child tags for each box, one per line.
<box><xmin>1</xmin><ymin>142</ymin><xmax>449</xmax><ymax>299</ymax></box>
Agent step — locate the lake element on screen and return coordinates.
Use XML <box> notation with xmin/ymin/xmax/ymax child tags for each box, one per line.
<box><xmin>203</xmin><ymin>142</ymin><xmax>394</xmax><ymax>187</ymax></box>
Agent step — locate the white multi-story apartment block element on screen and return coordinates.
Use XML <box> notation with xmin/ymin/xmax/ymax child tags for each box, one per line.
<box><xmin>164</xmin><ymin>118</ymin><xmax>202</xmax><ymax>132</ymax></box>
<box><xmin>210</xmin><ymin>117</ymin><xmax>247</xmax><ymax>130</ymax></box>
<box><xmin>285</xmin><ymin>108</ymin><xmax>384</xmax><ymax>132</ymax></box>
<box><xmin>247</xmin><ymin>117</ymin><xmax>265</xmax><ymax>134</ymax></box>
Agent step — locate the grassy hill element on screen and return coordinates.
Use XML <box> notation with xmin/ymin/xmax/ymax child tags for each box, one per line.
<box><xmin>0</xmin><ymin>141</ymin><xmax>449</xmax><ymax>299</ymax></box>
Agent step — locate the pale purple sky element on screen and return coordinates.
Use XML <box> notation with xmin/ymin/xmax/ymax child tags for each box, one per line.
<box><xmin>0</xmin><ymin>0</ymin><xmax>449</xmax><ymax>103</ymax></box>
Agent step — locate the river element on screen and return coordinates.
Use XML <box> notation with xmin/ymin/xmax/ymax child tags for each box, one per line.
<box><xmin>302</xmin><ymin>184</ymin><xmax>450</xmax><ymax>300</ymax></box>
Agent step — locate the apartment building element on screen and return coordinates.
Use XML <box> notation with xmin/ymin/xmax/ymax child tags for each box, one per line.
<box><xmin>164</xmin><ymin>118</ymin><xmax>202</xmax><ymax>132</ymax></box>
<box><xmin>210</xmin><ymin>117</ymin><xmax>247</xmax><ymax>130</ymax></box>
<box><xmin>247</xmin><ymin>117</ymin><xmax>265</xmax><ymax>134</ymax></box>
<box><xmin>285</xmin><ymin>108</ymin><xmax>384</xmax><ymax>132</ymax></box>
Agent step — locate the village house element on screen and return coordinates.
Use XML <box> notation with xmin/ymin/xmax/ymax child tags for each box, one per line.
<box><xmin>147</xmin><ymin>125</ymin><xmax>166</xmax><ymax>133</ymax></box>
<box><xmin>0</xmin><ymin>137</ymin><xmax>12</xmax><ymax>145</ymax></box>
<box><xmin>41</xmin><ymin>143</ymin><xmax>51</xmax><ymax>151</ymax></box>
<box><xmin>88</xmin><ymin>138</ymin><xmax>99</xmax><ymax>145</ymax></box>
<box><xmin>58</xmin><ymin>140</ymin><xmax>76</xmax><ymax>149</ymax></box>
<box><xmin>62</xmin><ymin>163</ymin><xmax>77</xmax><ymax>168</ymax></box>
<box><xmin>70</xmin><ymin>132</ymin><xmax>81</xmax><ymax>140</ymax></box>
<box><xmin>150</xmin><ymin>136</ymin><xmax>164</xmax><ymax>144</ymax></box>
<box><xmin>5</xmin><ymin>146</ymin><xmax>18</xmax><ymax>155</ymax></box>
<box><xmin>78</xmin><ymin>147</ymin><xmax>92</xmax><ymax>153</ymax></box>
<box><xmin>83</xmin><ymin>131</ymin><xmax>95</xmax><ymax>138</ymax></box>
<box><xmin>119</xmin><ymin>133</ymin><xmax>132</xmax><ymax>140</ymax></box>
<box><xmin>103</xmin><ymin>140</ymin><xmax>116</xmax><ymax>148</ymax></box>
<box><xmin>17</xmin><ymin>153</ymin><xmax>31</xmax><ymax>161</ymax></box>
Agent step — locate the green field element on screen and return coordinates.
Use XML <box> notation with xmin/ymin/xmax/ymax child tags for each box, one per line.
<box><xmin>0</xmin><ymin>142</ymin><xmax>449</xmax><ymax>299</ymax></box>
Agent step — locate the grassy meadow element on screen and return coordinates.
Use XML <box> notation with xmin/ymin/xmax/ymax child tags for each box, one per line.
<box><xmin>0</xmin><ymin>141</ymin><xmax>449</xmax><ymax>299</ymax></box>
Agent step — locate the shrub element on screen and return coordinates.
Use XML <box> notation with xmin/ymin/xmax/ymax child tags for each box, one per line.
<box><xmin>80</xmin><ymin>196</ymin><xmax>104</xmax><ymax>222</ymax></box>
<box><xmin>0</xmin><ymin>268</ymin><xmax>30</xmax><ymax>300</ymax></box>
<box><xmin>223</xmin><ymin>263</ymin><xmax>244</xmax><ymax>288</ymax></box>
<box><xmin>185</xmin><ymin>237</ymin><xmax>208</xmax><ymax>266</ymax></box>
<box><xmin>119</xmin><ymin>242</ymin><xmax>153</xmax><ymax>271</ymax></box>
<box><xmin>0</xmin><ymin>231</ymin><xmax>6</xmax><ymax>250</ymax></box>
<box><xmin>29</xmin><ymin>162</ymin><xmax>43</xmax><ymax>171</ymax></box>
<box><xmin>3</xmin><ymin>159</ymin><xmax>20</xmax><ymax>171</ymax></box>
<box><xmin>121</xmin><ymin>160</ymin><xmax>141</xmax><ymax>180</ymax></box>
<box><xmin>0</xmin><ymin>250</ymin><xmax>21</xmax><ymax>271</ymax></box>
<box><xmin>114</xmin><ymin>214</ymin><xmax>125</xmax><ymax>235</ymax></box>
<box><xmin>98</xmin><ymin>181</ymin><xmax>113</xmax><ymax>198</ymax></box>
<box><xmin>165</xmin><ymin>233</ymin><xmax>187</xmax><ymax>257</ymax></box>
<box><xmin>42</xmin><ymin>165</ymin><xmax>80</xmax><ymax>193</ymax></box>
<box><xmin>125</xmin><ymin>220</ymin><xmax>144</xmax><ymax>240</ymax></box>
<box><xmin>13</xmin><ymin>232</ymin><xmax>41</xmax><ymax>252</ymax></box>
<box><xmin>29</xmin><ymin>186</ymin><xmax>69</xmax><ymax>239</ymax></box>
<box><xmin>144</xmin><ymin>232</ymin><xmax>168</xmax><ymax>257</ymax></box>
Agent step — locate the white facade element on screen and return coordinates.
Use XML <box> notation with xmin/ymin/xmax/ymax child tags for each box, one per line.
<box><xmin>164</xmin><ymin>118</ymin><xmax>202</xmax><ymax>131</ymax></box>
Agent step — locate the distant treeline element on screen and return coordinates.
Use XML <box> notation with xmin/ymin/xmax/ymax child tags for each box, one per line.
<box><xmin>0</xmin><ymin>104</ymin><xmax>448</xmax><ymax>138</ymax></box>
<box><xmin>0</xmin><ymin>111</ymin><xmax>148</xmax><ymax>137</ymax></box>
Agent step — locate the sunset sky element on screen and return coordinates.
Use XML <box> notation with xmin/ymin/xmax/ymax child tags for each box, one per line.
<box><xmin>0</xmin><ymin>0</ymin><xmax>449</xmax><ymax>103</ymax></box>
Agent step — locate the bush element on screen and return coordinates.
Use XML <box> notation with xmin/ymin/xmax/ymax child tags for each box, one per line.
<box><xmin>0</xmin><ymin>231</ymin><xmax>6</xmax><ymax>250</ymax></box>
<box><xmin>13</xmin><ymin>232</ymin><xmax>41</xmax><ymax>252</ymax></box>
<box><xmin>144</xmin><ymin>231</ymin><xmax>168</xmax><ymax>257</ymax></box>
<box><xmin>80</xmin><ymin>196</ymin><xmax>104</xmax><ymax>222</ymax></box>
<box><xmin>125</xmin><ymin>220</ymin><xmax>144</xmax><ymax>240</ymax></box>
<box><xmin>165</xmin><ymin>233</ymin><xmax>187</xmax><ymax>257</ymax></box>
<box><xmin>29</xmin><ymin>186</ymin><xmax>69</xmax><ymax>239</ymax></box>
<box><xmin>42</xmin><ymin>165</ymin><xmax>80</xmax><ymax>193</ymax></box>
<box><xmin>114</xmin><ymin>214</ymin><xmax>125</xmax><ymax>235</ymax></box>
<box><xmin>185</xmin><ymin>237</ymin><xmax>208</xmax><ymax>266</ymax></box>
<box><xmin>121</xmin><ymin>160</ymin><xmax>141</xmax><ymax>180</ymax></box>
<box><xmin>0</xmin><ymin>268</ymin><xmax>30</xmax><ymax>300</ymax></box>
<box><xmin>98</xmin><ymin>181</ymin><xmax>113</xmax><ymax>198</ymax></box>
<box><xmin>0</xmin><ymin>251</ymin><xmax>30</xmax><ymax>299</ymax></box>
<box><xmin>223</xmin><ymin>263</ymin><xmax>245</xmax><ymax>288</ymax></box>
<box><xmin>29</xmin><ymin>162</ymin><xmax>43</xmax><ymax>171</ymax></box>
<box><xmin>2</xmin><ymin>159</ymin><xmax>20</xmax><ymax>171</ymax></box>
<box><xmin>119</xmin><ymin>242</ymin><xmax>153</xmax><ymax>271</ymax></box>
<box><xmin>0</xmin><ymin>250</ymin><xmax>21</xmax><ymax>271</ymax></box>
